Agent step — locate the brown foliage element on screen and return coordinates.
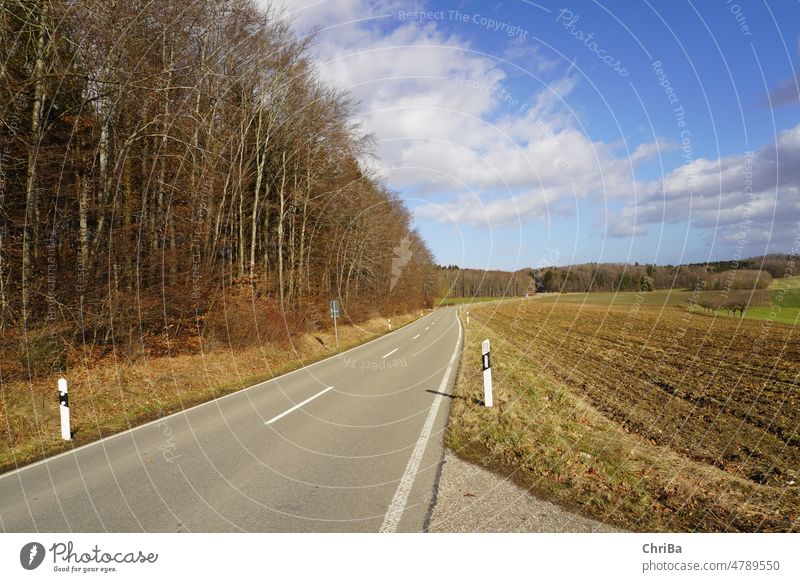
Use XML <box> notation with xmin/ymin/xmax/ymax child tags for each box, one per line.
<box><xmin>0</xmin><ymin>0</ymin><xmax>437</xmax><ymax>377</ymax></box>
<box><xmin>203</xmin><ymin>293</ymin><xmax>301</xmax><ymax>349</ymax></box>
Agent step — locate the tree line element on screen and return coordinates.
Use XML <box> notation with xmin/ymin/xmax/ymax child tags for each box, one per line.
<box><xmin>695</xmin><ymin>290</ymin><xmax>772</xmax><ymax>318</ymax></box>
<box><xmin>0</xmin><ymin>0</ymin><xmax>437</xmax><ymax>373</ymax></box>
<box><xmin>439</xmin><ymin>254</ymin><xmax>791</xmax><ymax>299</ymax></box>
<box><xmin>534</xmin><ymin>259</ymin><xmax>781</xmax><ymax>293</ymax></box>
<box><xmin>438</xmin><ymin>266</ymin><xmax>535</xmax><ymax>298</ymax></box>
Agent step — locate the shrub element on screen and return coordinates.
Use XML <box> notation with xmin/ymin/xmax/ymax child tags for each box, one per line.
<box><xmin>203</xmin><ymin>294</ymin><xmax>303</xmax><ymax>348</ymax></box>
<box><xmin>20</xmin><ymin>332</ymin><xmax>68</xmax><ymax>377</ymax></box>
<box><xmin>701</xmin><ymin>269</ymin><xmax>772</xmax><ymax>291</ymax></box>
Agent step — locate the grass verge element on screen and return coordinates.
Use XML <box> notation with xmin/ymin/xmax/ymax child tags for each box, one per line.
<box><xmin>536</xmin><ymin>287</ymin><xmax>800</xmax><ymax>325</ymax></box>
<box><xmin>0</xmin><ymin>312</ymin><xmax>420</xmax><ymax>474</ymax></box>
<box><xmin>445</xmin><ymin>299</ymin><xmax>799</xmax><ymax>532</ymax></box>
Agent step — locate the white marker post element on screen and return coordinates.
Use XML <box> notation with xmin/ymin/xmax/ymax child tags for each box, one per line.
<box><xmin>330</xmin><ymin>300</ymin><xmax>340</xmax><ymax>349</ymax></box>
<box><xmin>58</xmin><ymin>377</ymin><xmax>71</xmax><ymax>440</ymax></box>
<box><xmin>481</xmin><ymin>339</ymin><xmax>493</xmax><ymax>407</ymax></box>
<box><xmin>388</xmin><ymin>318</ymin><xmax>392</xmax><ymax>330</ymax></box>
<box><xmin>466</xmin><ymin>311</ymin><xmax>470</xmax><ymax>324</ymax></box>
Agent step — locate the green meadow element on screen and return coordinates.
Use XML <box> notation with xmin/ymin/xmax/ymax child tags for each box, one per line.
<box><xmin>535</xmin><ymin>285</ymin><xmax>799</xmax><ymax>325</ymax></box>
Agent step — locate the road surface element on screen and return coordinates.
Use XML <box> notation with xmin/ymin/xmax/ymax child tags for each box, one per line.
<box><xmin>0</xmin><ymin>308</ymin><xmax>462</xmax><ymax>532</ymax></box>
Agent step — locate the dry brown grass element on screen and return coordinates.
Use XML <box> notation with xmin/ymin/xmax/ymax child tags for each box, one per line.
<box><xmin>446</xmin><ymin>299</ymin><xmax>799</xmax><ymax>532</ymax></box>
<box><xmin>0</xmin><ymin>311</ymin><xmax>417</xmax><ymax>473</ymax></box>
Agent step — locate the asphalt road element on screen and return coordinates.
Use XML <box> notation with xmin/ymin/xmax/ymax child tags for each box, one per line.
<box><xmin>0</xmin><ymin>308</ymin><xmax>462</xmax><ymax>532</ymax></box>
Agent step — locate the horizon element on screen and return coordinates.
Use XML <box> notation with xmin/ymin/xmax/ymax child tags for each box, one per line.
<box><xmin>268</xmin><ymin>0</ymin><xmax>800</xmax><ymax>272</ymax></box>
<box><xmin>441</xmin><ymin>251</ymin><xmax>796</xmax><ymax>272</ymax></box>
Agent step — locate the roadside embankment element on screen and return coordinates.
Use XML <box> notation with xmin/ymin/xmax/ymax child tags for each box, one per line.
<box><xmin>443</xmin><ymin>299</ymin><xmax>799</xmax><ymax>532</ymax></box>
<box><xmin>0</xmin><ymin>311</ymin><xmax>421</xmax><ymax>473</ymax></box>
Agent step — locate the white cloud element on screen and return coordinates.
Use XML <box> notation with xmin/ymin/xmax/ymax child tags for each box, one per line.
<box><xmin>264</xmin><ymin>0</ymin><xmax>665</xmax><ymax>229</ymax></box>
<box><xmin>261</xmin><ymin>0</ymin><xmax>800</xmax><ymax>254</ymax></box>
<box><xmin>607</xmin><ymin>124</ymin><xmax>800</xmax><ymax>251</ymax></box>
<box><xmin>501</xmin><ymin>40</ymin><xmax>560</xmax><ymax>74</ymax></box>
<box><xmin>415</xmin><ymin>188</ymin><xmax>560</xmax><ymax>229</ymax></box>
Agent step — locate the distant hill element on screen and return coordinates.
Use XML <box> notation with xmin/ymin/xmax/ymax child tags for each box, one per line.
<box><xmin>439</xmin><ymin>254</ymin><xmax>794</xmax><ymax>297</ymax></box>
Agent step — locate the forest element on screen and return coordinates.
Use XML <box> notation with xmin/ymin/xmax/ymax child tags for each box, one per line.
<box><xmin>0</xmin><ymin>0</ymin><xmax>438</xmax><ymax>379</ymax></box>
<box><xmin>533</xmin><ymin>258</ymin><xmax>784</xmax><ymax>293</ymax></box>
<box><xmin>439</xmin><ymin>254</ymin><xmax>791</xmax><ymax>298</ymax></box>
<box><xmin>438</xmin><ymin>265</ymin><xmax>535</xmax><ymax>298</ymax></box>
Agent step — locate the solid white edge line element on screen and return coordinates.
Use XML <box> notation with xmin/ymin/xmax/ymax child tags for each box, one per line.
<box><xmin>264</xmin><ymin>386</ymin><xmax>334</xmax><ymax>425</ymax></box>
<box><xmin>378</xmin><ymin>311</ymin><xmax>462</xmax><ymax>533</ymax></box>
<box><xmin>0</xmin><ymin>309</ymin><xmax>440</xmax><ymax>482</ymax></box>
<box><xmin>381</xmin><ymin>348</ymin><xmax>399</xmax><ymax>359</ymax></box>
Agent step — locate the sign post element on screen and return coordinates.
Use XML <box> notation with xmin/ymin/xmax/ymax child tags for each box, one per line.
<box><xmin>481</xmin><ymin>339</ymin><xmax>493</xmax><ymax>407</ymax></box>
<box><xmin>58</xmin><ymin>377</ymin><xmax>71</xmax><ymax>440</ymax></box>
<box><xmin>330</xmin><ymin>300</ymin><xmax>340</xmax><ymax>349</ymax></box>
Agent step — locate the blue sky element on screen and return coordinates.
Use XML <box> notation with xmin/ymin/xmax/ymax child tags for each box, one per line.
<box><xmin>269</xmin><ymin>0</ymin><xmax>800</xmax><ymax>270</ymax></box>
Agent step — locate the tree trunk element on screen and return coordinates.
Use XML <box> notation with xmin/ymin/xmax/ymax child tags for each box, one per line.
<box><xmin>262</xmin><ymin>192</ymin><xmax>270</xmax><ymax>284</ymax></box>
<box><xmin>297</xmin><ymin>190</ymin><xmax>309</xmax><ymax>298</ymax></box>
<box><xmin>123</xmin><ymin>157</ymin><xmax>133</xmax><ymax>290</ymax></box>
<box><xmin>249</xmin><ymin>108</ymin><xmax>266</xmax><ymax>278</ymax></box>
<box><xmin>237</xmin><ymin>186</ymin><xmax>244</xmax><ymax>277</ymax></box>
<box><xmin>91</xmin><ymin>101</ymin><xmax>111</xmax><ymax>262</ymax></box>
<box><xmin>277</xmin><ymin>151</ymin><xmax>287</xmax><ymax>308</ymax></box>
<box><xmin>22</xmin><ymin>2</ymin><xmax>47</xmax><ymax>321</ymax></box>
<box><xmin>78</xmin><ymin>168</ymin><xmax>89</xmax><ymax>302</ymax></box>
<box><xmin>156</xmin><ymin>41</ymin><xmax>174</xmax><ymax>259</ymax></box>
<box><xmin>0</xmin><ymin>178</ymin><xmax>6</xmax><ymax>329</ymax></box>
<box><xmin>207</xmin><ymin>172</ymin><xmax>229</xmax><ymax>270</ymax></box>
<box><xmin>287</xmin><ymin>164</ymin><xmax>298</xmax><ymax>302</ymax></box>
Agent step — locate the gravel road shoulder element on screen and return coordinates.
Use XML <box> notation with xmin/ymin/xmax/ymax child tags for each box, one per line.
<box><xmin>427</xmin><ymin>450</ymin><xmax>624</xmax><ymax>533</ymax></box>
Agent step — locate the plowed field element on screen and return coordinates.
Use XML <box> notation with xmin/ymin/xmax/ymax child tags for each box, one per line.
<box><xmin>447</xmin><ymin>297</ymin><xmax>800</xmax><ymax>531</ymax></box>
